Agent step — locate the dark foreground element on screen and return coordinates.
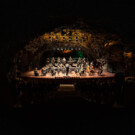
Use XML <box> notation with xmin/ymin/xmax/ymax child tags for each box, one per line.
<box><xmin>0</xmin><ymin>96</ymin><xmax>135</xmax><ymax>135</ymax></box>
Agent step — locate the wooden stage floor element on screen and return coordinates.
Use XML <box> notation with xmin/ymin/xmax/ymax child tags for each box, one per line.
<box><xmin>21</xmin><ymin>69</ymin><xmax>115</xmax><ymax>79</ymax></box>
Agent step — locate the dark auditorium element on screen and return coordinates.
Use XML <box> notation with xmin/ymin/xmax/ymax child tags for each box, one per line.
<box><xmin>0</xmin><ymin>0</ymin><xmax>135</xmax><ymax>135</ymax></box>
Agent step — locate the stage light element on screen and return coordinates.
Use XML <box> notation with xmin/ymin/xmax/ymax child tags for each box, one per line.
<box><xmin>56</xmin><ymin>37</ymin><xmax>58</xmax><ymax>41</ymax></box>
<box><xmin>82</xmin><ymin>37</ymin><xmax>85</xmax><ymax>42</ymax></box>
<box><xmin>63</xmin><ymin>50</ymin><xmax>72</xmax><ymax>53</ymax></box>
<box><xmin>76</xmin><ymin>37</ymin><xmax>78</xmax><ymax>41</ymax></box>
<box><xmin>69</xmin><ymin>37</ymin><xmax>71</xmax><ymax>41</ymax></box>
<box><xmin>63</xmin><ymin>37</ymin><xmax>65</xmax><ymax>42</ymax></box>
<box><xmin>49</xmin><ymin>37</ymin><xmax>51</xmax><ymax>41</ymax></box>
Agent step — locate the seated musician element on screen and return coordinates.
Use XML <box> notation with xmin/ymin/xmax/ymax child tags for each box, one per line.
<box><xmin>69</xmin><ymin>65</ymin><xmax>72</xmax><ymax>73</ymax></box>
<box><xmin>41</xmin><ymin>67</ymin><xmax>46</xmax><ymax>75</ymax></box>
<box><xmin>79</xmin><ymin>64</ymin><xmax>85</xmax><ymax>75</ymax></box>
<box><xmin>69</xmin><ymin>56</ymin><xmax>73</xmax><ymax>65</ymax></box>
<box><xmin>86</xmin><ymin>64</ymin><xmax>90</xmax><ymax>73</ymax></box>
<box><xmin>34</xmin><ymin>68</ymin><xmax>39</xmax><ymax>76</ymax></box>
<box><xmin>75</xmin><ymin>65</ymin><xmax>79</xmax><ymax>73</ymax></box>
<box><xmin>60</xmin><ymin>63</ymin><xmax>63</xmax><ymax>68</ymax></box>
<box><xmin>45</xmin><ymin>65</ymin><xmax>49</xmax><ymax>73</ymax></box>
<box><xmin>83</xmin><ymin>58</ymin><xmax>86</xmax><ymax>65</ymax></box>
<box><xmin>62</xmin><ymin>57</ymin><xmax>66</xmax><ymax>65</ymax></box>
<box><xmin>46</xmin><ymin>58</ymin><xmax>50</xmax><ymax>64</ymax></box>
<box><xmin>57</xmin><ymin>57</ymin><xmax>61</xmax><ymax>64</ymax></box>
<box><xmin>65</xmin><ymin>63</ymin><xmax>69</xmax><ymax>76</ymax></box>
<box><xmin>77</xmin><ymin>61</ymin><xmax>80</xmax><ymax>67</ymax></box>
<box><xmin>48</xmin><ymin>63</ymin><xmax>53</xmax><ymax>72</ymax></box>
<box><xmin>90</xmin><ymin>61</ymin><xmax>93</xmax><ymax>66</ymax></box>
<box><xmin>86</xmin><ymin>62</ymin><xmax>89</xmax><ymax>67</ymax></box>
<box><xmin>49</xmin><ymin>63</ymin><xmax>53</xmax><ymax>67</ymax></box>
<box><xmin>98</xmin><ymin>65</ymin><xmax>103</xmax><ymax>76</ymax></box>
<box><xmin>90</xmin><ymin>64</ymin><xmax>94</xmax><ymax>75</ymax></box>
<box><xmin>69</xmin><ymin>56</ymin><xmax>72</xmax><ymax>61</ymax></box>
<box><xmin>51</xmin><ymin>57</ymin><xmax>55</xmax><ymax>66</ymax></box>
<box><xmin>51</xmin><ymin>66</ymin><xmax>56</xmax><ymax>76</ymax></box>
<box><xmin>78</xmin><ymin>57</ymin><xmax>81</xmax><ymax>65</ymax></box>
<box><xmin>59</xmin><ymin>63</ymin><xmax>63</xmax><ymax>72</ymax></box>
<box><xmin>57</xmin><ymin>65</ymin><xmax>60</xmax><ymax>74</ymax></box>
<box><xmin>62</xmin><ymin>65</ymin><xmax>66</xmax><ymax>74</ymax></box>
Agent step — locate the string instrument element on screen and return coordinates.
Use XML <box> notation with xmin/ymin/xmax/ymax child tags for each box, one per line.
<box><xmin>86</xmin><ymin>65</ymin><xmax>90</xmax><ymax>73</ymax></box>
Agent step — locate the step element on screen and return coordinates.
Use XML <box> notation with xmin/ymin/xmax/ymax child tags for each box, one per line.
<box><xmin>58</xmin><ymin>84</ymin><xmax>75</xmax><ymax>92</ymax></box>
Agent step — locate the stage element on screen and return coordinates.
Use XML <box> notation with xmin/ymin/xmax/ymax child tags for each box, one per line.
<box><xmin>21</xmin><ymin>69</ymin><xmax>115</xmax><ymax>79</ymax></box>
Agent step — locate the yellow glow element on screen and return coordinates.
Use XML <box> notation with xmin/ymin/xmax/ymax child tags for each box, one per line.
<box><xmin>104</xmin><ymin>41</ymin><xmax>118</xmax><ymax>47</ymax></box>
<box><xmin>42</xmin><ymin>29</ymin><xmax>90</xmax><ymax>44</ymax></box>
<box><xmin>104</xmin><ymin>43</ymin><xmax>108</xmax><ymax>47</ymax></box>
<box><xmin>124</xmin><ymin>52</ymin><xmax>132</xmax><ymax>58</ymax></box>
<box><xmin>63</xmin><ymin>50</ymin><xmax>72</xmax><ymax>53</ymax></box>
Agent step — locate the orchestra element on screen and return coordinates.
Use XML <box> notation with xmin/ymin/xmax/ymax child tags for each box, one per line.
<box><xmin>36</xmin><ymin>57</ymin><xmax>104</xmax><ymax>76</ymax></box>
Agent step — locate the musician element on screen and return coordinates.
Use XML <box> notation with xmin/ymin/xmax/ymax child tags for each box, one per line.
<box><xmin>98</xmin><ymin>65</ymin><xmax>103</xmax><ymax>76</ymax></box>
<box><xmin>69</xmin><ymin>64</ymin><xmax>72</xmax><ymax>73</ymax></box>
<box><xmin>86</xmin><ymin>64</ymin><xmax>90</xmax><ymax>73</ymax></box>
<box><xmin>90</xmin><ymin>64</ymin><xmax>94</xmax><ymax>75</ymax></box>
<box><xmin>69</xmin><ymin>56</ymin><xmax>72</xmax><ymax>61</ymax></box>
<box><xmin>48</xmin><ymin>63</ymin><xmax>53</xmax><ymax>72</ymax></box>
<box><xmin>60</xmin><ymin>63</ymin><xmax>63</xmax><ymax>68</ymax></box>
<box><xmin>83</xmin><ymin>57</ymin><xmax>86</xmax><ymax>65</ymax></box>
<box><xmin>49</xmin><ymin>63</ymin><xmax>53</xmax><ymax>68</ymax></box>
<box><xmin>76</xmin><ymin>64</ymin><xmax>81</xmax><ymax>73</ymax></box>
<box><xmin>59</xmin><ymin>63</ymin><xmax>63</xmax><ymax>73</ymax></box>
<box><xmin>69</xmin><ymin>56</ymin><xmax>73</xmax><ymax>65</ymax></box>
<box><xmin>62</xmin><ymin>65</ymin><xmax>66</xmax><ymax>74</ymax></box>
<box><xmin>79</xmin><ymin>64</ymin><xmax>85</xmax><ymax>75</ymax></box>
<box><xmin>34</xmin><ymin>68</ymin><xmax>39</xmax><ymax>76</ymax></box>
<box><xmin>78</xmin><ymin>57</ymin><xmax>81</xmax><ymax>65</ymax></box>
<box><xmin>57</xmin><ymin>57</ymin><xmax>61</xmax><ymax>64</ymax></box>
<box><xmin>57</xmin><ymin>65</ymin><xmax>60</xmax><ymax>75</ymax></box>
<box><xmin>51</xmin><ymin>57</ymin><xmax>55</xmax><ymax>66</ymax></box>
<box><xmin>65</xmin><ymin>63</ymin><xmax>69</xmax><ymax>76</ymax></box>
<box><xmin>46</xmin><ymin>58</ymin><xmax>50</xmax><ymax>64</ymax></box>
<box><xmin>41</xmin><ymin>67</ymin><xmax>46</xmax><ymax>76</ymax></box>
<box><xmin>90</xmin><ymin>61</ymin><xmax>93</xmax><ymax>66</ymax></box>
<box><xmin>51</xmin><ymin>66</ymin><xmax>56</xmax><ymax>76</ymax></box>
<box><xmin>62</xmin><ymin>57</ymin><xmax>66</xmax><ymax>65</ymax></box>
<box><xmin>44</xmin><ymin>65</ymin><xmax>48</xmax><ymax>73</ymax></box>
<box><xmin>86</xmin><ymin>62</ymin><xmax>89</xmax><ymax>67</ymax></box>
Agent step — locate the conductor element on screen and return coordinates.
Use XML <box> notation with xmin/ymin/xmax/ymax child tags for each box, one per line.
<box><xmin>65</xmin><ymin>63</ymin><xmax>69</xmax><ymax>76</ymax></box>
